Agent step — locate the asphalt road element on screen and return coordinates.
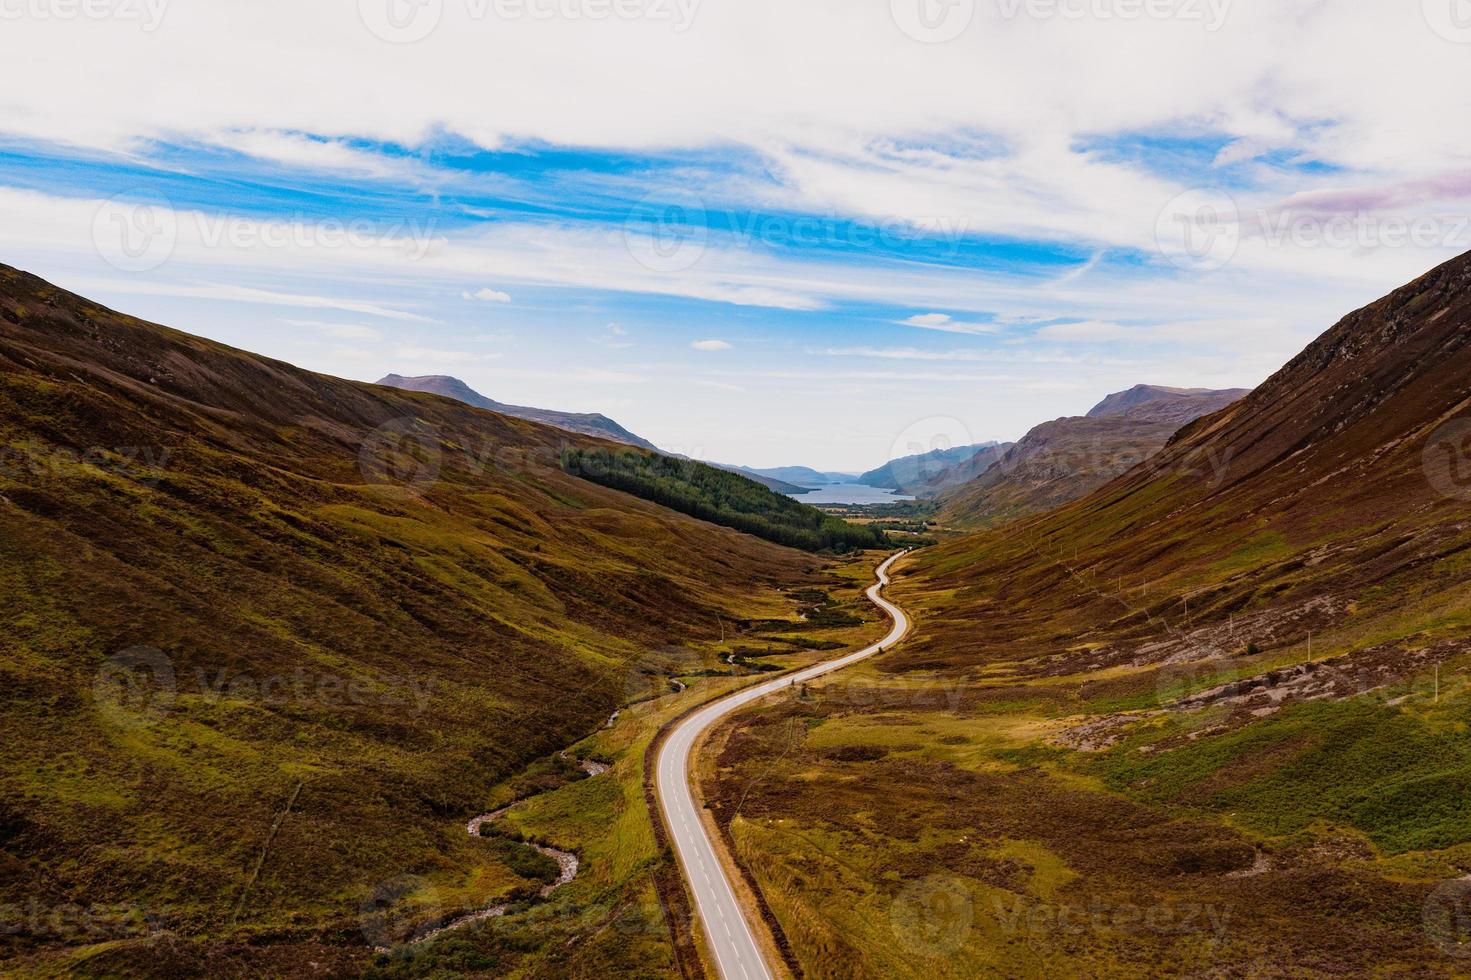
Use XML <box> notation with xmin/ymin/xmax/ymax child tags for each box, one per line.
<box><xmin>654</xmin><ymin>551</ymin><xmax>912</xmax><ymax>980</ymax></box>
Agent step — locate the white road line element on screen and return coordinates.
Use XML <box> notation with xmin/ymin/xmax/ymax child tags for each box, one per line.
<box><xmin>654</xmin><ymin>551</ymin><xmax>911</xmax><ymax>980</ymax></box>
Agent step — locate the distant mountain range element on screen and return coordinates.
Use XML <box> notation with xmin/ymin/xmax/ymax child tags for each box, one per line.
<box><xmin>857</xmin><ymin>442</ymin><xmax>1011</xmax><ymax>494</ymax></box>
<box><xmin>939</xmin><ymin>385</ymin><xmax>1250</xmax><ymax>525</ymax></box>
<box><xmin>735</xmin><ymin>466</ymin><xmax>859</xmax><ymax>486</ymax></box>
<box><xmin>376</xmin><ymin>374</ymin><xmax>815</xmax><ymax>495</ymax></box>
<box><xmin>377</xmin><ymin>373</ymin><xmax>659</xmax><ymax>450</ymax></box>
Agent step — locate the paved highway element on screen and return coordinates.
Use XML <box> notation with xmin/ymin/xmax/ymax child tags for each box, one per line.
<box><xmin>654</xmin><ymin>551</ymin><xmax>912</xmax><ymax>980</ymax></box>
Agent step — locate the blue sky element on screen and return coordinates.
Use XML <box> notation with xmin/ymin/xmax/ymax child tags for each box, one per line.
<box><xmin>1</xmin><ymin>1</ymin><xmax>1468</xmax><ymax>469</ymax></box>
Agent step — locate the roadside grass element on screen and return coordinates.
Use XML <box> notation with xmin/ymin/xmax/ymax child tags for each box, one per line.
<box><xmin>352</xmin><ymin>552</ymin><xmax>892</xmax><ymax>978</ymax></box>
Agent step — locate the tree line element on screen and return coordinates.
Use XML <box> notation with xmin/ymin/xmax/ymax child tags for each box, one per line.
<box><xmin>560</xmin><ymin>447</ymin><xmax>889</xmax><ymax>553</ymax></box>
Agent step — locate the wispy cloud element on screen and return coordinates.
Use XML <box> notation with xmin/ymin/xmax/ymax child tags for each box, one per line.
<box><xmin>898</xmin><ymin>313</ymin><xmax>998</xmax><ymax>335</ymax></box>
<box><xmin>286</xmin><ymin>318</ymin><xmax>382</xmax><ymax>341</ymax></box>
<box><xmin>692</xmin><ymin>339</ymin><xmax>732</xmax><ymax>351</ymax></box>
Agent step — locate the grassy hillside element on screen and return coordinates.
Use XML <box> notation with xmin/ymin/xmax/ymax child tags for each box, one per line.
<box><xmin>0</xmin><ymin>264</ymin><xmax>827</xmax><ymax>974</ymax></box>
<box><xmin>700</xmin><ymin>251</ymin><xmax>1471</xmax><ymax>976</ymax></box>
<box><xmin>561</xmin><ymin>447</ymin><xmax>888</xmax><ymax>553</ymax></box>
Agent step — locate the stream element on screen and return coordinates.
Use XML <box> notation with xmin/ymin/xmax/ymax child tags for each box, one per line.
<box><xmin>386</xmin><ymin>757</ymin><xmax>606</xmax><ymax>950</ymax></box>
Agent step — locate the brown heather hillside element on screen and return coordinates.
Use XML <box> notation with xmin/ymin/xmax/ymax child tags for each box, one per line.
<box><xmin>0</xmin><ymin>264</ymin><xmax>825</xmax><ymax>973</ymax></box>
<box><xmin>938</xmin><ymin>386</ymin><xmax>1246</xmax><ymax>526</ymax></box>
<box><xmin>702</xmin><ymin>252</ymin><xmax>1471</xmax><ymax>977</ymax></box>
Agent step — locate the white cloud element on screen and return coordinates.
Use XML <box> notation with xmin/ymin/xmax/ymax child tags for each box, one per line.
<box><xmin>217</xmin><ymin>130</ymin><xmax>410</xmax><ymax>178</ymax></box>
<box><xmin>392</xmin><ymin>346</ymin><xmax>495</xmax><ymax>365</ymax></box>
<box><xmin>89</xmin><ymin>279</ymin><xmax>431</xmax><ymax>321</ymax></box>
<box><xmin>286</xmin><ymin>318</ymin><xmax>382</xmax><ymax>341</ymax></box>
<box><xmin>692</xmin><ymin>339</ymin><xmax>733</xmax><ymax>351</ymax></box>
<box><xmin>899</xmin><ymin>313</ymin><xmax>998</xmax><ymax>335</ymax></box>
<box><xmin>595</xmin><ymin>323</ymin><xmax>633</xmax><ymax>348</ymax></box>
<box><xmin>463</xmin><ymin>287</ymin><xmax>511</xmax><ymax>303</ymax></box>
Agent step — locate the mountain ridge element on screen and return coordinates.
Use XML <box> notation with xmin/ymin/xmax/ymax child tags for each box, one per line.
<box><xmin>376</xmin><ymin>372</ymin><xmax>659</xmax><ymax>451</ymax></box>
<box><xmin>939</xmin><ymin>385</ymin><xmax>1249</xmax><ymax>524</ymax></box>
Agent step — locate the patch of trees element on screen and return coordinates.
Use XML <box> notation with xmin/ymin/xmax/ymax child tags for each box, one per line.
<box><xmin>561</xmin><ymin>448</ymin><xmax>889</xmax><ymax>554</ymax></box>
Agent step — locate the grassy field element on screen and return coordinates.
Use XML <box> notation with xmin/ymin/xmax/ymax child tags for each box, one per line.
<box><xmin>694</xmin><ymin>257</ymin><xmax>1471</xmax><ymax>977</ymax></box>
<box><xmin>333</xmin><ymin>550</ymin><xmax>893</xmax><ymax>980</ymax></box>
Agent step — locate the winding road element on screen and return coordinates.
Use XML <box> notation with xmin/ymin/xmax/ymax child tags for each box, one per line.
<box><xmin>655</xmin><ymin>551</ymin><xmax>912</xmax><ymax>980</ymax></box>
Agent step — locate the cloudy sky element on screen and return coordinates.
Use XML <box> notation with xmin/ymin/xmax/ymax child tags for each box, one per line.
<box><xmin>2</xmin><ymin>0</ymin><xmax>1469</xmax><ymax>470</ymax></box>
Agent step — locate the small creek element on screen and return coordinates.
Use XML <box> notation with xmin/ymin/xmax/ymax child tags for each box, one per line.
<box><xmin>387</xmin><ymin>757</ymin><xmax>606</xmax><ymax>950</ymax></box>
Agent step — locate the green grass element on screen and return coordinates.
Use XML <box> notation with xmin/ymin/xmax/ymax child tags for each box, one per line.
<box><xmin>1096</xmin><ymin>696</ymin><xmax>1471</xmax><ymax>854</ymax></box>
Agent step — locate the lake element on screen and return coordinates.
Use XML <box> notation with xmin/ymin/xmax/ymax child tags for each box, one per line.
<box><xmin>786</xmin><ymin>483</ymin><xmax>915</xmax><ymax>505</ymax></box>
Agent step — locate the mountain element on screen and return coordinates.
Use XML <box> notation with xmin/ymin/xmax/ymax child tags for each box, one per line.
<box><xmin>705</xmin><ymin>252</ymin><xmax>1471</xmax><ymax>977</ymax></box>
<box><xmin>939</xmin><ymin>386</ymin><xmax>1247</xmax><ymax>525</ymax></box>
<box><xmin>1087</xmin><ymin>383</ymin><xmax>1250</xmax><ymax>421</ymax></box>
<box><xmin>0</xmin><ymin>265</ymin><xmax>828</xmax><ymax>970</ymax></box>
<box><xmin>857</xmin><ymin>441</ymin><xmax>1008</xmax><ymax>493</ymax></box>
<box><xmin>909</xmin><ymin>441</ymin><xmax>1012</xmax><ymax>494</ymax></box>
<box><xmin>376</xmin><ymin>373</ymin><xmax>659</xmax><ymax>450</ymax></box>
<box><xmin>706</xmin><ymin>462</ymin><xmax>813</xmax><ymax>494</ymax></box>
<box><xmin>736</xmin><ymin>466</ymin><xmax>856</xmax><ymax>487</ymax></box>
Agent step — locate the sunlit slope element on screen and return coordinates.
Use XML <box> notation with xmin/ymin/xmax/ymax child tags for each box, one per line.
<box><xmin>0</xmin><ymin>263</ymin><xmax>819</xmax><ymax>957</ymax></box>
